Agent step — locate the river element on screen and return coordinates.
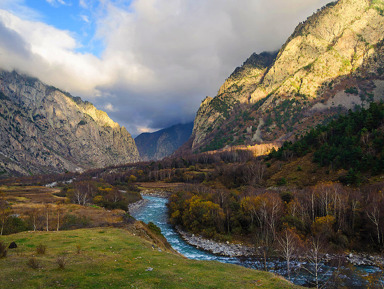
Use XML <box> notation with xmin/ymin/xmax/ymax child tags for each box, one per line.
<box><xmin>132</xmin><ymin>195</ymin><xmax>381</xmax><ymax>288</ymax></box>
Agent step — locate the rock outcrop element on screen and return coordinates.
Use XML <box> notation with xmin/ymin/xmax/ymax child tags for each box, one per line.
<box><xmin>0</xmin><ymin>70</ymin><xmax>140</xmax><ymax>177</ymax></box>
<box><xmin>189</xmin><ymin>0</ymin><xmax>384</xmax><ymax>153</ymax></box>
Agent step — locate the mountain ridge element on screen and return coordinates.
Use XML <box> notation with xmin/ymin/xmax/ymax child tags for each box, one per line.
<box><xmin>135</xmin><ymin>122</ymin><xmax>193</xmax><ymax>161</ymax></box>
<box><xmin>186</xmin><ymin>0</ymin><xmax>384</xmax><ymax>153</ymax></box>
<box><xmin>0</xmin><ymin>69</ymin><xmax>140</xmax><ymax>177</ymax></box>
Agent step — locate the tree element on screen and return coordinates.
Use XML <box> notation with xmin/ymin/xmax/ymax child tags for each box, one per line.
<box><xmin>302</xmin><ymin>236</ymin><xmax>330</xmax><ymax>288</ymax></box>
<box><xmin>256</xmin><ymin>240</ymin><xmax>272</xmax><ymax>271</ymax></box>
<box><xmin>0</xmin><ymin>191</ymin><xmax>11</xmax><ymax>235</ymax></box>
<box><xmin>242</xmin><ymin>160</ymin><xmax>266</xmax><ymax>186</ymax></box>
<box><xmin>45</xmin><ymin>204</ymin><xmax>50</xmax><ymax>231</ymax></box>
<box><xmin>26</xmin><ymin>207</ymin><xmax>42</xmax><ymax>231</ymax></box>
<box><xmin>56</xmin><ymin>204</ymin><xmax>63</xmax><ymax>231</ymax></box>
<box><xmin>72</xmin><ymin>181</ymin><xmax>95</xmax><ymax>205</ymax></box>
<box><xmin>277</xmin><ymin>228</ymin><xmax>302</xmax><ymax>280</ymax></box>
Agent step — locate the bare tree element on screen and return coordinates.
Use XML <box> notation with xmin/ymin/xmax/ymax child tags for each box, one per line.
<box><xmin>366</xmin><ymin>189</ymin><xmax>383</xmax><ymax>246</ymax></box>
<box><xmin>56</xmin><ymin>204</ymin><xmax>63</xmax><ymax>231</ymax></box>
<box><xmin>45</xmin><ymin>204</ymin><xmax>50</xmax><ymax>231</ymax></box>
<box><xmin>302</xmin><ymin>236</ymin><xmax>330</xmax><ymax>289</ymax></box>
<box><xmin>367</xmin><ymin>204</ymin><xmax>381</xmax><ymax>245</ymax></box>
<box><xmin>256</xmin><ymin>240</ymin><xmax>272</xmax><ymax>271</ymax></box>
<box><xmin>73</xmin><ymin>181</ymin><xmax>94</xmax><ymax>205</ymax></box>
<box><xmin>27</xmin><ymin>207</ymin><xmax>41</xmax><ymax>231</ymax></box>
<box><xmin>277</xmin><ymin>228</ymin><xmax>301</xmax><ymax>280</ymax></box>
<box><xmin>0</xmin><ymin>205</ymin><xmax>11</xmax><ymax>236</ymax></box>
<box><xmin>242</xmin><ymin>160</ymin><xmax>266</xmax><ymax>186</ymax></box>
<box><xmin>0</xmin><ymin>191</ymin><xmax>11</xmax><ymax>235</ymax></box>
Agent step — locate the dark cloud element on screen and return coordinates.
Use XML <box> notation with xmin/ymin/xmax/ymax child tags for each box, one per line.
<box><xmin>0</xmin><ymin>20</ymin><xmax>30</xmax><ymax>57</ymax></box>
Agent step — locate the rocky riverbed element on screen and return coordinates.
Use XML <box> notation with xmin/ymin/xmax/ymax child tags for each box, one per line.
<box><xmin>140</xmin><ymin>189</ymin><xmax>171</xmax><ymax>197</ymax></box>
<box><xmin>177</xmin><ymin>226</ymin><xmax>384</xmax><ymax>266</ymax></box>
<box><xmin>128</xmin><ymin>199</ymin><xmax>149</xmax><ymax>215</ymax></box>
<box><xmin>177</xmin><ymin>227</ymin><xmax>255</xmax><ymax>257</ymax></box>
<box><xmin>346</xmin><ymin>253</ymin><xmax>384</xmax><ymax>266</ymax></box>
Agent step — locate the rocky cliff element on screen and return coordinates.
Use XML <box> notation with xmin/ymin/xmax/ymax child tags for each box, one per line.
<box><xmin>0</xmin><ymin>70</ymin><xmax>140</xmax><ymax>177</ymax></box>
<box><xmin>189</xmin><ymin>0</ymin><xmax>384</xmax><ymax>152</ymax></box>
<box><xmin>135</xmin><ymin>122</ymin><xmax>193</xmax><ymax>161</ymax></box>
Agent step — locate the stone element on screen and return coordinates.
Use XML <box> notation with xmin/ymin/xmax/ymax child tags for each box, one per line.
<box><xmin>8</xmin><ymin>242</ymin><xmax>17</xmax><ymax>249</ymax></box>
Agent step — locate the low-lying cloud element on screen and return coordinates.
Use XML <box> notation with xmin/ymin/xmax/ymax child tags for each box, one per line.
<box><xmin>0</xmin><ymin>0</ymin><xmax>331</xmax><ymax>136</ymax></box>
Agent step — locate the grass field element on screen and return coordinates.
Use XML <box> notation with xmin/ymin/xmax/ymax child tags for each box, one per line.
<box><xmin>0</xmin><ymin>228</ymin><xmax>299</xmax><ymax>289</ymax></box>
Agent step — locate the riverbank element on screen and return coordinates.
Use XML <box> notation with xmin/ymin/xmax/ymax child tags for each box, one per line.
<box><xmin>128</xmin><ymin>199</ymin><xmax>148</xmax><ymax>215</ymax></box>
<box><xmin>132</xmin><ymin>192</ymin><xmax>384</xmax><ymax>267</ymax></box>
<box><xmin>141</xmin><ymin>189</ymin><xmax>171</xmax><ymax>197</ymax></box>
<box><xmin>177</xmin><ymin>226</ymin><xmax>255</xmax><ymax>257</ymax></box>
<box><xmin>177</xmin><ymin>226</ymin><xmax>384</xmax><ymax>266</ymax></box>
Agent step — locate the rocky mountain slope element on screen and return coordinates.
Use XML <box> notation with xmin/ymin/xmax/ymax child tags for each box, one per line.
<box><xmin>188</xmin><ymin>0</ymin><xmax>384</xmax><ymax>153</ymax></box>
<box><xmin>0</xmin><ymin>70</ymin><xmax>140</xmax><ymax>177</ymax></box>
<box><xmin>135</xmin><ymin>122</ymin><xmax>193</xmax><ymax>161</ymax></box>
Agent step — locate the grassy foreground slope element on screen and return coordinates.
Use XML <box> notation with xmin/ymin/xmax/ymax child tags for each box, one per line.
<box><xmin>0</xmin><ymin>228</ymin><xmax>298</xmax><ymax>289</ymax></box>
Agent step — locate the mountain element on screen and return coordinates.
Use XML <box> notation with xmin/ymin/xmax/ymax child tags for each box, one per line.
<box><xmin>0</xmin><ymin>70</ymin><xmax>140</xmax><ymax>177</ymax></box>
<box><xmin>266</xmin><ymin>101</ymin><xmax>384</xmax><ymax>187</ymax></box>
<box><xmin>135</xmin><ymin>122</ymin><xmax>193</xmax><ymax>161</ymax></box>
<box><xmin>188</xmin><ymin>0</ymin><xmax>384</xmax><ymax>153</ymax></box>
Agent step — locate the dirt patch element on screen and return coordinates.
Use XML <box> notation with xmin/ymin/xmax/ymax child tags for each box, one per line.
<box><xmin>373</xmin><ymin>80</ymin><xmax>384</xmax><ymax>101</ymax></box>
<box><xmin>311</xmin><ymin>90</ymin><xmax>363</xmax><ymax>111</ymax></box>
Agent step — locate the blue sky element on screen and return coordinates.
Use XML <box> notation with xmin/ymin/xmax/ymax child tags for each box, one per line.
<box><xmin>0</xmin><ymin>0</ymin><xmax>332</xmax><ymax>136</ymax></box>
<box><xmin>23</xmin><ymin>0</ymin><xmax>104</xmax><ymax>56</ymax></box>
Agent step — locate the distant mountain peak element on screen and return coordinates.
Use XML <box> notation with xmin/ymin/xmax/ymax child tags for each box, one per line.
<box><xmin>135</xmin><ymin>122</ymin><xmax>194</xmax><ymax>161</ymax></box>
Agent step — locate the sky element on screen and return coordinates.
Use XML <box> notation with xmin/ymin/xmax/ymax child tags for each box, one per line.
<box><xmin>0</xmin><ymin>0</ymin><xmax>331</xmax><ymax>137</ymax></box>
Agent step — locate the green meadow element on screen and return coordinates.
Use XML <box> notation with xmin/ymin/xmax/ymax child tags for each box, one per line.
<box><xmin>0</xmin><ymin>227</ymin><xmax>299</xmax><ymax>289</ymax></box>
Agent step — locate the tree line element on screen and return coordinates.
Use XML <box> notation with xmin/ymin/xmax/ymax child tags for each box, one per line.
<box><xmin>168</xmin><ymin>181</ymin><xmax>384</xmax><ymax>253</ymax></box>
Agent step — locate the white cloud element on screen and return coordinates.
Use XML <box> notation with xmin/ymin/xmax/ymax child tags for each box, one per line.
<box><xmin>0</xmin><ymin>0</ymin><xmax>332</xmax><ymax>136</ymax></box>
<box><xmin>0</xmin><ymin>0</ymin><xmax>40</xmax><ymax>20</ymax></box>
<box><xmin>137</xmin><ymin>126</ymin><xmax>157</xmax><ymax>134</ymax></box>
<box><xmin>0</xmin><ymin>10</ymin><xmax>109</xmax><ymax>95</ymax></box>
<box><xmin>79</xmin><ymin>0</ymin><xmax>88</xmax><ymax>9</ymax></box>
<box><xmin>46</xmin><ymin>0</ymin><xmax>68</xmax><ymax>6</ymax></box>
<box><xmin>104</xmin><ymin>103</ymin><xmax>116</xmax><ymax>112</ymax></box>
<box><xmin>80</xmin><ymin>14</ymin><xmax>89</xmax><ymax>23</ymax></box>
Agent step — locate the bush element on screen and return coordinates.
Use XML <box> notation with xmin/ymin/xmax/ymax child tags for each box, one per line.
<box><xmin>147</xmin><ymin>222</ymin><xmax>162</xmax><ymax>235</ymax></box>
<box><xmin>56</xmin><ymin>255</ymin><xmax>66</xmax><ymax>269</ymax></box>
<box><xmin>99</xmin><ymin>200</ymin><xmax>129</xmax><ymax>211</ymax></box>
<box><xmin>123</xmin><ymin>213</ymin><xmax>135</xmax><ymax>225</ymax></box>
<box><xmin>344</xmin><ymin>87</ymin><xmax>358</xmax><ymax>95</ymax></box>
<box><xmin>3</xmin><ymin>216</ymin><xmax>30</xmax><ymax>235</ymax></box>
<box><xmin>26</xmin><ymin>257</ymin><xmax>40</xmax><ymax>269</ymax></box>
<box><xmin>36</xmin><ymin>244</ymin><xmax>46</xmax><ymax>255</ymax></box>
<box><xmin>0</xmin><ymin>242</ymin><xmax>7</xmax><ymax>258</ymax></box>
<box><xmin>277</xmin><ymin>177</ymin><xmax>287</xmax><ymax>186</ymax></box>
<box><xmin>61</xmin><ymin>214</ymin><xmax>90</xmax><ymax>230</ymax></box>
